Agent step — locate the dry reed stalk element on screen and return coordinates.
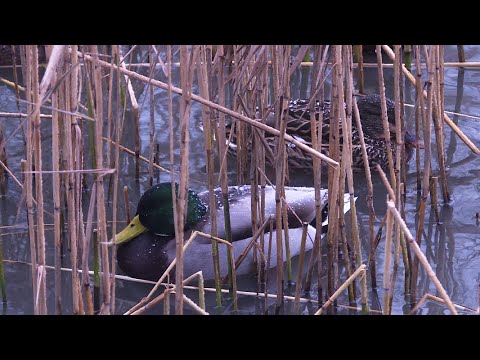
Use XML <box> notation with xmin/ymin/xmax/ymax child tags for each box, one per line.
<box><xmin>82</xmin><ymin>183</ymin><xmax>97</xmax><ymax>315</ymax></box>
<box><xmin>118</xmin><ymin>53</ymin><xmax>140</xmax><ymax>179</ymax></box>
<box><xmin>174</xmin><ymin>45</ymin><xmax>197</xmax><ymax>314</ymax></box>
<box><xmin>404</xmin><ymin>45</ymin><xmax>412</xmax><ymax>69</ymax></box>
<box><xmin>271</xmin><ymin>45</ymin><xmax>290</xmax><ymax>307</ymax></box>
<box><xmin>91</xmin><ymin>45</ymin><xmax>111</xmax><ymax>314</ymax></box>
<box><xmin>215</xmin><ymin>46</ymin><xmax>236</xmax><ymax>305</ymax></box>
<box><xmin>432</xmin><ymin>46</ymin><xmax>450</xmax><ymax>203</ymax></box>
<box><xmin>409</xmin><ymin>292</ymin><xmax>476</xmax><ymax>314</ymax></box>
<box><xmin>254</xmin><ymin>48</ymin><xmax>269</xmax><ymax>291</ymax></box>
<box><xmin>338</xmin><ymin>57</ymin><xmax>355</xmax><ymax>304</ymax></box>
<box><xmin>293</xmin><ymin>223</ymin><xmax>309</xmax><ymax>314</ymax></box>
<box><xmin>0</xmin><ymin>112</ymin><xmax>51</xmax><ymax>118</ymax></box>
<box><xmin>414</xmin><ymin>46</ymin><xmax>423</xmax><ymax>192</ymax></box>
<box><xmin>124</xmin><ymin>230</ymin><xmax>232</xmax><ymax>315</ymax></box>
<box><xmin>51</xmin><ymin>77</ymin><xmax>62</xmax><ymax>314</ymax></box>
<box><xmin>310</xmin><ymin>45</ymin><xmax>328</xmax><ymax>301</ymax></box>
<box><xmin>21</xmin><ymin>46</ymin><xmax>39</xmax><ymax>314</ymax></box>
<box><xmin>353</xmin><ymin>97</ymin><xmax>377</xmax><ymax>288</ymax></box>
<box><xmin>196</xmin><ymin>46</ymin><xmax>222</xmax><ymax>306</ymax></box>
<box><xmin>376</xmin><ymin>45</ymin><xmax>396</xmax><ymax>191</ymax></box>
<box><xmin>109</xmin><ymin>45</ymin><xmax>122</xmax><ymax>314</ymax></box>
<box><xmin>123</xmin><ymin>186</ymin><xmax>131</xmax><ymax>224</ymax></box>
<box><xmin>10</xmin><ymin>46</ymin><xmax>23</xmax><ymax>119</ymax></box>
<box><xmin>315</xmin><ymin>264</ymin><xmax>366</xmax><ymax>315</ymax></box>
<box><xmin>411</xmin><ymin>45</ymin><xmax>435</xmax><ymax>301</ymax></box>
<box><xmin>76</xmin><ymin>49</ymin><xmax>339</xmax><ymax>168</ymax></box>
<box><xmin>429</xmin><ymin>176</ymin><xmax>440</xmax><ymax>223</ymax></box>
<box><xmin>326</xmin><ymin>45</ymin><xmax>343</xmax><ymax>306</ymax></box>
<box><xmin>457</xmin><ymin>45</ymin><xmax>465</xmax><ymax>62</ymax></box>
<box><xmin>0</xmin><ymin>235</ymin><xmax>5</xmax><ymax>302</ymax></box>
<box><xmin>356</xmin><ymin>45</ymin><xmax>364</xmax><ymax>94</ymax></box>
<box><xmin>386</xmin><ymin>200</ymin><xmax>457</xmax><ymax>314</ymax></box>
<box><xmin>104</xmin><ymin>60</ymin><xmax>480</xmax><ymax>69</ymax></box>
<box><xmin>344</xmin><ymin>46</ymin><xmax>366</xmax><ymax>310</ymax></box>
<box><xmin>102</xmin><ymin>137</ymin><xmax>179</xmax><ymax>176</ymax></box>
<box><xmin>105</xmin><ymin>51</ymin><xmax>115</xmax><ymax>172</ymax></box>
<box><xmin>383</xmin><ymin>205</ymin><xmax>393</xmax><ymax>315</ymax></box>
<box><xmin>131</xmin><ymin>271</ymin><xmax>210</xmax><ymax>315</ymax></box>
<box><xmin>381</xmin><ymin>45</ymin><xmax>480</xmax><ymax>156</ymax></box>
<box><xmin>0</xmin><ymin>125</ymin><xmax>6</xmax><ymax>193</ymax></box>
<box><xmin>59</xmin><ymin>49</ymin><xmax>81</xmax><ymax>314</ymax></box>
<box><xmin>31</xmin><ymin>45</ymin><xmax>49</xmax><ymax>315</ymax></box>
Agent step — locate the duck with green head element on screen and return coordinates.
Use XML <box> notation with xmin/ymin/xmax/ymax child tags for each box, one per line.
<box><xmin>115</xmin><ymin>182</ymin><xmax>353</xmax><ymax>281</ymax></box>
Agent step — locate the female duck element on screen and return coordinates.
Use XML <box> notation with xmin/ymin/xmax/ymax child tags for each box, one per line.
<box><xmin>225</xmin><ymin>94</ymin><xmax>417</xmax><ymax>172</ymax></box>
<box><xmin>115</xmin><ymin>182</ymin><xmax>352</xmax><ymax>281</ymax></box>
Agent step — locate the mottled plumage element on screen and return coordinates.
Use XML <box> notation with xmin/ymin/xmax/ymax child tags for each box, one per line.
<box><xmin>225</xmin><ymin>94</ymin><xmax>416</xmax><ymax>172</ymax></box>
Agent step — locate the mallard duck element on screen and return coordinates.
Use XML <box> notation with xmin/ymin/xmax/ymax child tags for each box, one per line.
<box><xmin>115</xmin><ymin>182</ymin><xmax>353</xmax><ymax>281</ymax></box>
<box><xmin>223</xmin><ymin>94</ymin><xmax>417</xmax><ymax>172</ymax></box>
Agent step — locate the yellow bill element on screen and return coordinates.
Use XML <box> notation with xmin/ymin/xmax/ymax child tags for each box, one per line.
<box><xmin>115</xmin><ymin>215</ymin><xmax>147</xmax><ymax>245</ymax></box>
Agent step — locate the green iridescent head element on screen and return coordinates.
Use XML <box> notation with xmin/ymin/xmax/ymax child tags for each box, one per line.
<box><xmin>115</xmin><ymin>182</ymin><xmax>207</xmax><ymax>244</ymax></box>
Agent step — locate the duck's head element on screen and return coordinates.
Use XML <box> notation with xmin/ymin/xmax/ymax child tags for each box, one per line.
<box><xmin>115</xmin><ymin>182</ymin><xmax>207</xmax><ymax>245</ymax></box>
<box><xmin>356</xmin><ymin>94</ymin><xmax>419</xmax><ymax>154</ymax></box>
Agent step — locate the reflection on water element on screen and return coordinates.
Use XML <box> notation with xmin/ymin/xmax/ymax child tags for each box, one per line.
<box><xmin>1</xmin><ymin>46</ymin><xmax>479</xmax><ymax>314</ymax></box>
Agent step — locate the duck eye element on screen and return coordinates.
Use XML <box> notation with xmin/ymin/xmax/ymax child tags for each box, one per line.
<box><xmin>130</xmin><ymin>223</ymin><xmax>135</xmax><ymax>228</ymax></box>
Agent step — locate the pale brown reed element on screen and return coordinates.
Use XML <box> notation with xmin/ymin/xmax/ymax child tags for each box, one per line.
<box><xmin>411</xmin><ymin>45</ymin><xmax>436</xmax><ymax>301</ymax></box>
<box><xmin>22</xmin><ymin>46</ymin><xmax>43</xmax><ymax>314</ymax></box>
<box><xmin>90</xmin><ymin>45</ymin><xmax>111</xmax><ymax>314</ymax></box>
<box><xmin>196</xmin><ymin>45</ymin><xmax>222</xmax><ymax>306</ymax></box>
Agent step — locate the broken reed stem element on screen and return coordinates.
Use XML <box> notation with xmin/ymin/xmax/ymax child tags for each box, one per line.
<box><xmin>381</xmin><ymin>45</ymin><xmax>480</xmax><ymax>156</ymax></box>
<box><xmin>410</xmin><ymin>292</ymin><xmax>476</xmax><ymax>314</ymax></box>
<box><xmin>196</xmin><ymin>46</ymin><xmax>222</xmax><ymax>306</ymax></box>
<box><xmin>315</xmin><ymin>264</ymin><xmax>366</xmax><ymax>315</ymax></box>
<box><xmin>75</xmin><ymin>48</ymin><xmax>339</xmax><ymax>168</ymax></box>
<box><xmin>386</xmin><ymin>200</ymin><xmax>457</xmax><ymax>314</ymax></box>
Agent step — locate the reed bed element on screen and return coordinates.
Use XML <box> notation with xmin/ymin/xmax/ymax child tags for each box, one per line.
<box><xmin>0</xmin><ymin>45</ymin><xmax>476</xmax><ymax>315</ymax></box>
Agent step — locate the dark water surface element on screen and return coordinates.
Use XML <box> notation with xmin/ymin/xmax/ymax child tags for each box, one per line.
<box><xmin>0</xmin><ymin>46</ymin><xmax>479</xmax><ymax>315</ymax></box>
